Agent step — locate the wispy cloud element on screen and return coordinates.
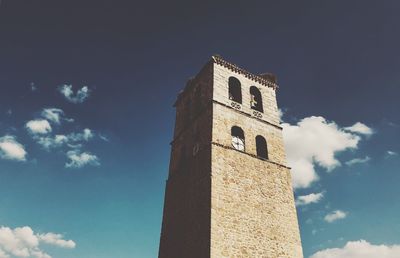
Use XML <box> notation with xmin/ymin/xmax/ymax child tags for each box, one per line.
<box><xmin>344</xmin><ymin>122</ymin><xmax>374</xmax><ymax>136</ymax></box>
<box><xmin>36</xmin><ymin>135</ymin><xmax>69</xmax><ymax>150</ymax></box>
<box><xmin>38</xmin><ymin>233</ymin><xmax>76</xmax><ymax>249</ymax></box>
<box><xmin>35</xmin><ymin>128</ymin><xmax>94</xmax><ymax>150</ymax></box>
<box><xmin>25</xmin><ymin>106</ymin><xmax>101</xmax><ymax>168</ymax></box>
<box><xmin>0</xmin><ymin>226</ymin><xmax>75</xmax><ymax>258</ymax></box>
<box><xmin>58</xmin><ymin>85</ymin><xmax>91</xmax><ymax>104</ymax></box>
<box><xmin>278</xmin><ymin>108</ymin><xmax>285</xmax><ymax>121</ymax></box>
<box><xmin>26</xmin><ymin>120</ymin><xmax>52</xmax><ymax>135</ymax></box>
<box><xmin>296</xmin><ymin>192</ymin><xmax>324</xmax><ymax>206</ymax></box>
<box><xmin>387</xmin><ymin>150</ymin><xmax>398</xmax><ymax>156</ymax></box>
<box><xmin>282</xmin><ymin>116</ymin><xmax>367</xmax><ymax>189</ymax></box>
<box><xmin>345</xmin><ymin>156</ymin><xmax>371</xmax><ymax>166</ymax></box>
<box><xmin>65</xmin><ymin>150</ymin><xmax>100</xmax><ymax>168</ymax></box>
<box><xmin>388</xmin><ymin>122</ymin><xmax>400</xmax><ymax>128</ymax></box>
<box><xmin>99</xmin><ymin>134</ymin><xmax>110</xmax><ymax>142</ymax></box>
<box><xmin>324</xmin><ymin>210</ymin><xmax>347</xmax><ymax>223</ymax></box>
<box><xmin>0</xmin><ymin>135</ymin><xmax>27</xmax><ymax>161</ymax></box>
<box><xmin>310</xmin><ymin>240</ymin><xmax>400</xmax><ymax>258</ymax></box>
<box><xmin>41</xmin><ymin>108</ymin><xmax>73</xmax><ymax>124</ymax></box>
<box><xmin>67</xmin><ymin>128</ymin><xmax>94</xmax><ymax>142</ymax></box>
<box><xmin>30</xmin><ymin>82</ymin><xmax>37</xmax><ymax>92</ymax></box>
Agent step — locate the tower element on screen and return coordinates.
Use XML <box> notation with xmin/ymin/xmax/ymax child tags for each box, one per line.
<box><xmin>159</xmin><ymin>56</ymin><xmax>303</xmax><ymax>258</ymax></box>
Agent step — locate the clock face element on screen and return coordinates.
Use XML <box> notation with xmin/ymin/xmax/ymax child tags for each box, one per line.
<box><xmin>232</xmin><ymin>136</ymin><xmax>244</xmax><ymax>151</ymax></box>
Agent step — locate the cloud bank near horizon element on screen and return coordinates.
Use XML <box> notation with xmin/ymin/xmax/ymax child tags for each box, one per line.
<box><xmin>311</xmin><ymin>240</ymin><xmax>400</xmax><ymax>258</ymax></box>
<box><xmin>0</xmin><ymin>226</ymin><xmax>75</xmax><ymax>258</ymax></box>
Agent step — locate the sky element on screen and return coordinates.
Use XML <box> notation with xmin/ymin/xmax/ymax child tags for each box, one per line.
<box><xmin>0</xmin><ymin>0</ymin><xmax>399</xmax><ymax>257</ymax></box>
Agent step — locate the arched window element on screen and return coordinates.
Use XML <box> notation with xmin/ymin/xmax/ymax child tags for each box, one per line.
<box><xmin>228</xmin><ymin>77</ymin><xmax>242</xmax><ymax>104</ymax></box>
<box><xmin>250</xmin><ymin>86</ymin><xmax>263</xmax><ymax>112</ymax></box>
<box><xmin>256</xmin><ymin>135</ymin><xmax>268</xmax><ymax>159</ymax></box>
<box><xmin>231</xmin><ymin>126</ymin><xmax>245</xmax><ymax>151</ymax></box>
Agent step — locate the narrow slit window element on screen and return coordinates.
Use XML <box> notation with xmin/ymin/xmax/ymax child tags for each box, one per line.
<box><xmin>256</xmin><ymin>135</ymin><xmax>268</xmax><ymax>159</ymax></box>
<box><xmin>228</xmin><ymin>77</ymin><xmax>242</xmax><ymax>103</ymax></box>
<box><xmin>250</xmin><ymin>86</ymin><xmax>263</xmax><ymax>112</ymax></box>
<box><xmin>231</xmin><ymin>126</ymin><xmax>245</xmax><ymax>151</ymax></box>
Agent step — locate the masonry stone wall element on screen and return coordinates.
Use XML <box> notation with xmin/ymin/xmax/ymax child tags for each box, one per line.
<box><xmin>159</xmin><ymin>63</ymin><xmax>214</xmax><ymax>258</ymax></box>
<box><xmin>173</xmin><ymin>62</ymin><xmax>214</xmax><ymax>139</ymax></box>
<box><xmin>209</xmin><ymin>63</ymin><xmax>303</xmax><ymax>258</ymax></box>
<box><xmin>210</xmin><ymin>104</ymin><xmax>303</xmax><ymax>258</ymax></box>
<box><xmin>213</xmin><ymin>63</ymin><xmax>281</xmax><ymax>126</ymax></box>
<box><xmin>159</xmin><ymin>57</ymin><xmax>303</xmax><ymax>258</ymax></box>
<box><xmin>211</xmin><ymin>102</ymin><xmax>287</xmax><ymax>166</ymax></box>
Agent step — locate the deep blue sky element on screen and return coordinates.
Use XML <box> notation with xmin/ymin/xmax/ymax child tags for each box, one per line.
<box><xmin>0</xmin><ymin>1</ymin><xmax>399</xmax><ymax>257</ymax></box>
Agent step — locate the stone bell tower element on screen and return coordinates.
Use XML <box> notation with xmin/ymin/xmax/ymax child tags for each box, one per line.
<box><xmin>158</xmin><ymin>56</ymin><xmax>303</xmax><ymax>258</ymax></box>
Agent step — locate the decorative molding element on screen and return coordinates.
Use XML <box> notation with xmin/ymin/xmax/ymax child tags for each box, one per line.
<box><xmin>211</xmin><ymin>142</ymin><xmax>291</xmax><ymax>170</ymax></box>
<box><xmin>213</xmin><ymin>100</ymin><xmax>282</xmax><ymax>130</ymax></box>
<box><xmin>212</xmin><ymin>55</ymin><xmax>278</xmax><ymax>89</ymax></box>
<box><xmin>230</xmin><ymin>101</ymin><xmax>241</xmax><ymax>110</ymax></box>
<box><xmin>170</xmin><ymin>99</ymin><xmax>282</xmax><ymax>147</ymax></box>
<box><xmin>174</xmin><ymin>55</ymin><xmax>278</xmax><ymax>107</ymax></box>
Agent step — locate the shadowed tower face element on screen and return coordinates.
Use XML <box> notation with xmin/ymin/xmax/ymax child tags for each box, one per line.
<box><xmin>159</xmin><ymin>56</ymin><xmax>303</xmax><ymax>258</ymax></box>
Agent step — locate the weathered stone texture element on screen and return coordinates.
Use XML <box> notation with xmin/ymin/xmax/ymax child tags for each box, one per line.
<box><xmin>210</xmin><ymin>147</ymin><xmax>303</xmax><ymax>257</ymax></box>
<box><xmin>213</xmin><ymin>63</ymin><xmax>281</xmax><ymax>126</ymax></box>
<box><xmin>159</xmin><ymin>57</ymin><xmax>303</xmax><ymax>258</ymax></box>
<box><xmin>211</xmin><ymin>102</ymin><xmax>287</xmax><ymax>166</ymax></box>
<box><xmin>159</xmin><ymin>63</ymin><xmax>214</xmax><ymax>258</ymax></box>
<box><xmin>210</xmin><ymin>63</ymin><xmax>302</xmax><ymax>258</ymax></box>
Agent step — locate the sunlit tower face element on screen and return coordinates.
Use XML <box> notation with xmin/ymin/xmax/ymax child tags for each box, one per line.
<box><xmin>158</xmin><ymin>56</ymin><xmax>303</xmax><ymax>258</ymax></box>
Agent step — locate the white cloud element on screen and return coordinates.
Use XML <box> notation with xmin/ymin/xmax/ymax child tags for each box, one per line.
<box><xmin>387</xmin><ymin>151</ymin><xmax>398</xmax><ymax>156</ymax></box>
<box><xmin>36</xmin><ymin>135</ymin><xmax>68</xmax><ymax>150</ymax></box>
<box><xmin>67</xmin><ymin>128</ymin><xmax>94</xmax><ymax>142</ymax></box>
<box><xmin>26</xmin><ymin>120</ymin><xmax>52</xmax><ymax>135</ymax></box>
<box><xmin>82</xmin><ymin>128</ymin><xmax>93</xmax><ymax>141</ymax></box>
<box><xmin>310</xmin><ymin>240</ymin><xmax>400</xmax><ymax>258</ymax></box>
<box><xmin>0</xmin><ymin>136</ymin><xmax>27</xmax><ymax>161</ymax></box>
<box><xmin>25</xmin><ymin>107</ymin><xmax>99</xmax><ymax>166</ymax></box>
<box><xmin>282</xmin><ymin>116</ymin><xmax>362</xmax><ymax>189</ymax></box>
<box><xmin>0</xmin><ymin>226</ymin><xmax>75</xmax><ymax>258</ymax></box>
<box><xmin>66</xmin><ymin>150</ymin><xmax>100</xmax><ymax>168</ymax></box>
<box><xmin>58</xmin><ymin>85</ymin><xmax>90</xmax><ymax>104</ymax></box>
<box><xmin>30</xmin><ymin>83</ymin><xmax>37</xmax><ymax>92</ymax></box>
<box><xmin>34</xmin><ymin>128</ymin><xmax>94</xmax><ymax>150</ymax></box>
<box><xmin>296</xmin><ymin>192</ymin><xmax>324</xmax><ymax>206</ymax></box>
<box><xmin>324</xmin><ymin>210</ymin><xmax>347</xmax><ymax>223</ymax></box>
<box><xmin>344</xmin><ymin>122</ymin><xmax>374</xmax><ymax>136</ymax></box>
<box><xmin>38</xmin><ymin>233</ymin><xmax>75</xmax><ymax>249</ymax></box>
<box><xmin>278</xmin><ymin>108</ymin><xmax>285</xmax><ymax>121</ymax></box>
<box><xmin>345</xmin><ymin>156</ymin><xmax>371</xmax><ymax>166</ymax></box>
<box><xmin>0</xmin><ymin>248</ymin><xmax>8</xmax><ymax>258</ymax></box>
<box><xmin>99</xmin><ymin>134</ymin><xmax>109</xmax><ymax>142</ymax></box>
<box><xmin>41</xmin><ymin>108</ymin><xmax>73</xmax><ymax>124</ymax></box>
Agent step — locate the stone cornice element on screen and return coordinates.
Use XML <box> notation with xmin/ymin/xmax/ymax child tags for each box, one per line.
<box><xmin>211</xmin><ymin>55</ymin><xmax>278</xmax><ymax>89</ymax></box>
<box><xmin>174</xmin><ymin>55</ymin><xmax>278</xmax><ymax>107</ymax></box>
